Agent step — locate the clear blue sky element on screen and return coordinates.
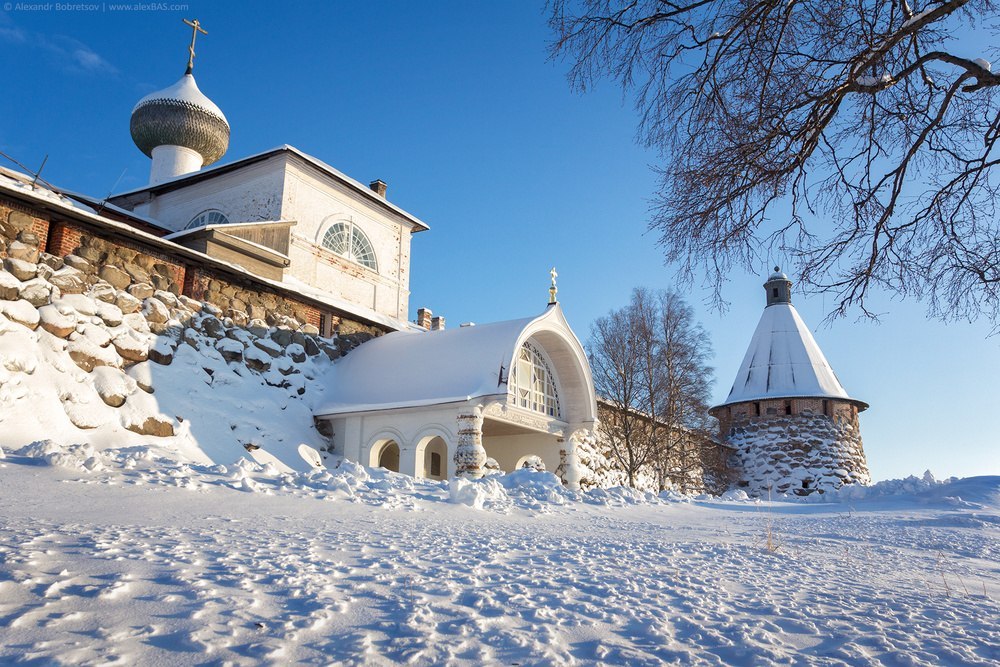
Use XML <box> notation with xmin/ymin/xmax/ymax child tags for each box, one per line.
<box><xmin>1</xmin><ymin>1</ymin><xmax>997</xmax><ymax>481</ymax></box>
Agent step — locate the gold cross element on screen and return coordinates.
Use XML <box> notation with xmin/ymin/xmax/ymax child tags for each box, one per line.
<box><xmin>548</xmin><ymin>267</ymin><xmax>558</xmax><ymax>305</ymax></box>
<box><xmin>183</xmin><ymin>18</ymin><xmax>208</xmax><ymax>74</ymax></box>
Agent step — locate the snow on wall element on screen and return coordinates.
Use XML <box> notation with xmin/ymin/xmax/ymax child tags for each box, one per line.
<box><xmin>0</xmin><ymin>253</ymin><xmax>369</xmax><ymax>471</ymax></box>
<box><xmin>726</xmin><ymin>408</ymin><xmax>870</xmax><ymax>497</ymax></box>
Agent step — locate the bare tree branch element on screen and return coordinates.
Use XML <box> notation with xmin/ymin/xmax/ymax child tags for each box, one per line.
<box><xmin>550</xmin><ymin>0</ymin><xmax>1000</xmax><ymax>327</ymax></box>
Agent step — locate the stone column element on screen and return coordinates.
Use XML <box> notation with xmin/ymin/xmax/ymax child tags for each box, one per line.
<box><xmin>454</xmin><ymin>407</ymin><xmax>486</xmax><ymax>478</ymax></box>
<box><xmin>559</xmin><ymin>429</ymin><xmax>590</xmax><ymax>491</ymax></box>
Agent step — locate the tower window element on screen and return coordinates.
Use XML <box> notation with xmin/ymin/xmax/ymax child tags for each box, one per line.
<box><xmin>754</xmin><ymin>402</ymin><xmax>761</xmax><ymax>416</ymax></box>
<box><xmin>823</xmin><ymin>399</ymin><xmax>829</xmax><ymax>416</ymax></box>
<box><xmin>772</xmin><ymin>288</ymin><xmax>779</xmax><ymax>298</ymax></box>
<box><xmin>186</xmin><ymin>209</ymin><xmax>229</xmax><ymax>229</ymax></box>
<box><xmin>784</xmin><ymin>400</ymin><xmax>792</xmax><ymax>415</ymax></box>
<box><xmin>321</xmin><ymin>221</ymin><xmax>378</xmax><ymax>272</ymax></box>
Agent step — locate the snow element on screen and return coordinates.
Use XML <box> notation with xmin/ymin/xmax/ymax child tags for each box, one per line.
<box><xmin>0</xmin><ymin>448</ymin><xmax>996</xmax><ymax>665</ymax></box>
<box><xmin>974</xmin><ymin>57</ymin><xmax>992</xmax><ymax>72</ymax></box>
<box><xmin>316</xmin><ymin>312</ymin><xmax>539</xmax><ymax>415</ymax></box>
<box><xmin>132</xmin><ymin>73</ymin><xmax>229</xmax><ymax>123</ymax></box>
<box><xmin>2</xmin><ymin>275</ymin><xmax>997</xmax><ymax>664</ymax></box>
<box><xmin>719</xmin><ymin>303</ymin><xmax>862</xmax><ymax>406</ymax></box>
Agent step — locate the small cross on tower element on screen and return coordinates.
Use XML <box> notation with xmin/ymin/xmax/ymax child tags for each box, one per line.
<box><xmin>183</xmin><ymin>18</ymin><xmax>208</xmax><ymax>74</ymax></box>
<box><xmin>548</xmin><ymin>267</ymin><xmax>558</xmax><ymax>305</ymax></box>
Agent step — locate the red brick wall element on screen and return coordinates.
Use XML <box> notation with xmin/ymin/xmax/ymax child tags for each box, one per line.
<box><xmin>46</xmin><ymin>220</ymin><xmax>84</xmax><ymax>258</ymax></box>
<box><xmin>1</xmin><ymin>199</ymin><xmax>50</xmax><ymax>251</ymax></box>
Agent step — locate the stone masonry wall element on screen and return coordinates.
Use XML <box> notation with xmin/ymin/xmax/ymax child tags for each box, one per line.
<box><xmin>1</xmin><ymin>197</ymin><xmax>382</xmax><ymax>338</ymax></box>
<box><xmin>0</xmin><ymin>217</ymin><xmax>375</xmax><ymax>439</ymax></box>
<box><xmin>723</xmin><ymin>402</ymin><xmax>870</xmax><ymax>497</ymax></box>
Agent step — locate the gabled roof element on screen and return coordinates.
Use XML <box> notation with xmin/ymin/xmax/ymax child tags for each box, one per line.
<box><xmin>313</xmin><ymin>303</ymin><xmax>601</xmax><ymax>420</ymax></box>
<box><xmin>109</xmin><ymin>145</ymin><xmax>429</xmax><ymax>231</ymax></box>
<box><xmin>716</xmin><ymin>303</ymin><xmax>866</xmax><ymax>409</ymax></box>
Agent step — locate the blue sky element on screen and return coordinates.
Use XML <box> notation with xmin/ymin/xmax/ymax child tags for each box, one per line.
<box><xmin>1</xmin><ymin>1</ymin><xmax>997</xmax><ymax>481</ymax></box>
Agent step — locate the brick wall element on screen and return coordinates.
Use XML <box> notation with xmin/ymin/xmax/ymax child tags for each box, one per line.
<box><xmin>0</xmin><ymin>200</ymin><xmax>50</xmax><ymax>253</ymax></box>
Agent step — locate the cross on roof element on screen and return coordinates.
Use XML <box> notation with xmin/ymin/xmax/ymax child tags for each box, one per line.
<box><xmin>183</xmin><ymin>18</ymin><xmax>208</xmax><ymax>74</ymax></box>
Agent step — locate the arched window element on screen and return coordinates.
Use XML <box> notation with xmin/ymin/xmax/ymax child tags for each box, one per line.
<box><xmin>186</xmin><ymin>209</ymin><xmax>229</xmax><ymax>229</ymax></box>
<box><xmin>321</xmin><ymin>221</ymin><xmax>378</xmax><ymax>272</ymax></box>
<box><xmin>508</xmin><ymin>341</ymin><xmax>561</xmax><ymax>418</ymax></box>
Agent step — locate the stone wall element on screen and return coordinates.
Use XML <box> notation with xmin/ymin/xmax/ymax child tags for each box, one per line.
<box><xmin>722</xmin><ymin>401</ymin><xmax>870</xmax><ymax>496</ymax></box>
<box><xmin>0</xmin><ymin>239</ymin><xmax>372</xmax><ymax>438</ymax></box>
<box><xmin>1</xmin><ymin>196</ymin><xmax>384</xmax><ymax>338</ymax></box>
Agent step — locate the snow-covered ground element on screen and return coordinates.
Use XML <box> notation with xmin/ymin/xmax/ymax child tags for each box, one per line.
<box><xmin>1</xmin><ymin>446</ymin><xmax>997</xmax><ymax>666</ymax></box>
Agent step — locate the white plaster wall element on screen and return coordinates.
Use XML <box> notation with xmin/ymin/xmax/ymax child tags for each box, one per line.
<box><xmin>129</xmin><ymin>151</ymin><xmax>418</xmax><ymax>321</ymax></box>
<box><xmin>483</xmin><ymin>433</ymin><xmax>561</xmax><ymax>474</ymax></box>
<box><xmin>340</xmin><ymin>405</ymin><xmax>461</xmax><ymax>479</ymax></box>
<box><xmin>281</xmin><ymin>159</ymin><xmax>412</xmax><ymax>320</ymax></box>
<box><xmin>133</xmin><ymin>157</ymin><xmax>286</xmax><ymax>231</ymax></box>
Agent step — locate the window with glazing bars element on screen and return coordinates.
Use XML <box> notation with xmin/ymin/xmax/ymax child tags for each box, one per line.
<box><xmin>508</xmin><ymin>342</ymin><xmax>561</xmax><ymax>418</ymax></box>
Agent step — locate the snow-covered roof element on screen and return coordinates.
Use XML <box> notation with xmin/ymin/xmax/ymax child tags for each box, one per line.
<box><xmin>717</xmin><ymin>303</ymin><xmax>866</xmax><ymax>408</ymax></box>
<box><xmin>110</xmin><ymin>145</ymin><xmax>429</xmax><ymax>232</ymax></box>
<box><xmin>315</xmin><ymin>315</ymin><xmax>537</xmax><ymax>416</ymax></box>
<box><xmin>133</xmin><ymin>73</ymin><xmax>228</xmax><ymax>124</ymax></box>
<box><xmin>0</xmin><ymin>173</ymin><xmax>415</xmax><ymax>333</ymax></box>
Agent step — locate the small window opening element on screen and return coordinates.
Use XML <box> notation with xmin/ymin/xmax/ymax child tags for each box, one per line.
<box><xmin>772</xmin><ymin>288</ymin><xmax>779</xmax><ymax>298</ymax></box>
<box><xmin>784</xmin><ymin>400</ymin><xmax>792</xmax><ymax>415</ymax></box>
<box><xmin>754</xmin><ymin>402</ymin><xmax>761</xmax><ymax>416</ymax></box>
<box><xmin>430</xmin><ymin>452</ymin><xmax>442</xmax><ymax>477</ymax></box>
<box><xmin>822</xmin><ymin>399</ymin><xmax>829</xmax><ymax>416</ymax></box>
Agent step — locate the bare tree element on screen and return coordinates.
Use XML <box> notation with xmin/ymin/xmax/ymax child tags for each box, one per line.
<box><xmin>652</xmin><ymin>291</ymin><xmax>714</xmax><ymax>492</ymax></box>
<box><xmin>588</xmin><ymin>291</ymin><xmax>658</xmax><ymax>486</ymax></box>
<box><xmin>589</xmin><ymin>288</ymin><xmax>714</xmax><ymax>490</ymax></box>
<box><xmin>550</xmin><ymin>1</ymin><xmax>1000</xmax><ymax>325</ymax></box>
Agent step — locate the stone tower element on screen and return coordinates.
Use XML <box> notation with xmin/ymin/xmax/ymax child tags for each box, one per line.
<box><xmin>709</xmin><ymin>268</ymin><xmax>870</xmax><ymax>496</ymax></box>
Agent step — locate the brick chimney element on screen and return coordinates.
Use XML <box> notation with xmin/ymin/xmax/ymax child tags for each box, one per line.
<box><xmin>416</xmin><ymin>307</ymin><xmax>432</xmax><ymax>329</ymax></box>
<box><xmin>369</xmin><ymin>179</ymin><xmax>388</xmax><ymax>198</ymax></box>
<box><xmin>431</xmin><ymin>316</ymin><xmax>445</xmax><ymax>331</ymax></box>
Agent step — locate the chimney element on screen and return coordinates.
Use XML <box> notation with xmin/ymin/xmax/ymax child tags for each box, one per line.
<box><xmin>369</xmin><ymin>179</ymin><xmax>388</xmax><ymax>198</ymax></box>
<box><xmin>431</xmin><ymin>316</ymin><xmax>445</xmax><ymax>331</ymax></box>
<box><xmin>416</xmin><ymin>307</ymin><xmax>432</xmax><ymax>329</ymax></box>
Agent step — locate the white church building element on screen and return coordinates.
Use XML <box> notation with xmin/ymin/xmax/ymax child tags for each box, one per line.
<box><xmin>98</xmin><ymin>25</ymin><xmax>599</xmax><ymax>487</ymax></box>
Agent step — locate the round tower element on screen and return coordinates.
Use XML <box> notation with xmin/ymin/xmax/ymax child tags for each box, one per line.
<box><xmin>709</xmin><ymin>268</ymin><xmax>870</xmax><ymax>496</ymax></box>
<box><xmin>130</xmin><ymin>19</ymin><xmax>229</xmax><ymax>185</ymax></box>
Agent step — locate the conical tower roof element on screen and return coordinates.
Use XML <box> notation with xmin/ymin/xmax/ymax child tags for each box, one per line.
<box><xmin>716</xmin><ymin>268</ymin><xmax>867</xmax><ymax>410</ymax></box>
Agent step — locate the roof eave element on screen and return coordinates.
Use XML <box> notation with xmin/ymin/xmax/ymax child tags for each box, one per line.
<box><xmin>108</xmin><ymin>145</ymin><xmax>430</xmax><ymax>232</ymax></box>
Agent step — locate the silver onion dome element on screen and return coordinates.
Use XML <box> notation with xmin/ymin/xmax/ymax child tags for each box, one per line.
<box><xmin>130</xmin><ymin>73</ymin><xmax>230</xmax><ymax>166</ymax></box>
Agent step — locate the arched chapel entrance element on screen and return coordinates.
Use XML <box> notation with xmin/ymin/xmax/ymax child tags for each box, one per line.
<box><xmin>371</xmin><ymin>440</ymin><xmax>400</xmax><ymax>472</ymax></box>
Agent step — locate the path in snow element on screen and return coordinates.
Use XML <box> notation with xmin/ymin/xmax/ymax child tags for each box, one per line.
<box><xmin>0</xmin><ymin>453</ymin><xmax>997</xmax><ymax>666</ymax></box>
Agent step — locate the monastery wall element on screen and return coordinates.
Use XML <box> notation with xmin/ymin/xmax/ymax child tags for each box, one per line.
<box><xmin>720</xmin><ymin>401</ymin><xmax>870</xmax><ymax>497</ymax></box>
<box><xmin>0</xmin><ymin>196</ymin><xmax>383</xmax><ymax>338</ymax></box>
<box><xmin>0</xmin><ymin>201</ymin><xmax>376</xmax><ymax>440</ymax></box>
